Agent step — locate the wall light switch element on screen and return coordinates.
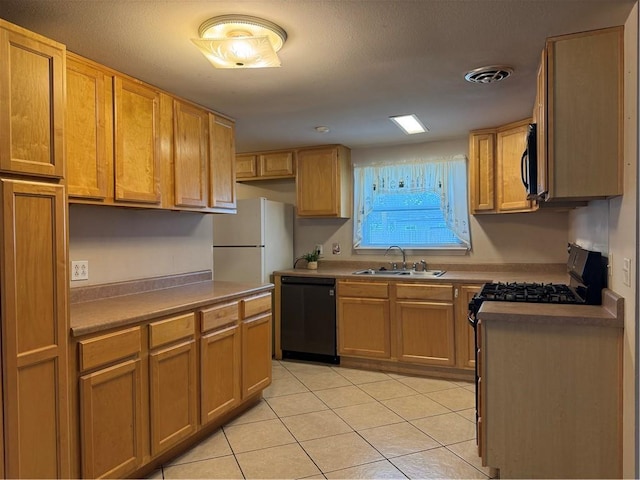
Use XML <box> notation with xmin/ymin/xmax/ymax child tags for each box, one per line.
<box><xmin>71</xmin><ymin>260</ymin><xmax>89</xmax><ymax>281</ymax></box>
<box><xmin>622</xmin><ymin>257</ymin><xmax>631</xmax><ymax>287</ymax></box>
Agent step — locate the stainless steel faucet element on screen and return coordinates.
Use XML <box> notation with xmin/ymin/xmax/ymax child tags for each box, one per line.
<box><xmin>385</xmin><ymin>245</ymin><xmax>406</xmax><ymax>270</ymax></box>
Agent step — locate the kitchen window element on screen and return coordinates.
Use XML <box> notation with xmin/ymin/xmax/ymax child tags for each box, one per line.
<box><xmin>353</xmin><ymin>155</ymin><xmax>471</xmax><ymax>251</ymax></box>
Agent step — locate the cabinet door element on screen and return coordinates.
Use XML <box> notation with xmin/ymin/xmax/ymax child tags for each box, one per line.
<box><xmin>236</xmin><ymin>154</ymin><xmax>258</xmax><ymax>179</ymax></box>
<box><xmin>468</xmin><ymin>132</ymin><xmax>495</xmax><ymax>213</ymax></box>
<box><xmin>209</xmin><ymin>114</ymin><xmax>237</xmax><ymax>210</ymax></box>
<box><xmin>201</xmin><ymin>324</ymin><xmax>241</xmax><ymax>424</ymax></box>
<box><xmin>455</xmin><ymin>285</ymin><xmax>481</xmax><ymax>370</ymax></box>
<box><xmin>338</xmin><ymin>297</ymin><xmax>390</xmax><ymax>358</ymax></box>
<box><xmin>535</xmin><ymin>51</ymin><xmax>548</xmax><ymax>198</ymax></box>
<box><xmin>150</xmin><ymin>339</ymin><xmax>198</xmax><ymax>456</ymax></box>
<box><xmin>173</xmin><ymin>100</ymin><xmax>208</xmax><ymax>208</ymax></box>
<box><xmin>547</xmin><ymin>27</ymin><xmax>623</xmax><ymax>200</ymax></box>
<box><xmin>496</xmin><ymin>121</ymin><xmax>532</xmax><ymax>212</ymax></box>
<box><xmin>66</xmin><ymin>55</ymin><xmax>109</xmax><ymax>199</ymax></box>
<box><xmin>296</xmin><ymin>147</ymin><xmax>341</xmax><ymax>216</ymax></box>
<box><xmin>0</xmin><ymin>23</ymin><xmax>65</xmax><ymax>178</ymax></box>
<box><xmin>114</xmin><ymin>76</ymin><xmax>161</xmax><ymax>204</ymax></box>
<box><xmin>396</xmin><ymin>301</ymin><xmax>455</xmax><ymax>366</ymax></box>
<box><xmin>259</xmin><ymin>151</ymin><xmax>295</xmax><ymax>177</ymax></box>
<box><xmin>0</xmin><ymin>179</ymin><xmax>69</xmax><ymax>478</ymax></box>
<box><xmin>80</xmin><ymin>359</ymin><xmax>143</xmax><ymax>479</ymax></box>
<box><xmin>242</xmin><ymin>313</ymin><xmax>272</xmax><ymax>398</ymax></box>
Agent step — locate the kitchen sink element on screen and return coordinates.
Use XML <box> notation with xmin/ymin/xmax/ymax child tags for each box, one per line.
<box><xmin>352</xmin><ymin>269</ymin><xmax>445</xmax><ymax>277</ymax></box>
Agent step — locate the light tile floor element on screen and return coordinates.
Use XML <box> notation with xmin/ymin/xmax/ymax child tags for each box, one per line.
<box><xmin>151</xmin><ymin>359</ymin><xmax>489</xmax><ymax>479</ymax></box>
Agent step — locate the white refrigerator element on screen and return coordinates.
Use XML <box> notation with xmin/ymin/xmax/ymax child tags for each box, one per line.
<box><xmin>212</xmin><ymin>197</ymin><xmax>294</xmax><ymax>283</ymax></box>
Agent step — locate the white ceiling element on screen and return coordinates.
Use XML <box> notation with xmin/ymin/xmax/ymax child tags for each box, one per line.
<box><xmin>0</xmin><ymin>0</ymin><xmax>635</xmax><ymax>153</ymax></box>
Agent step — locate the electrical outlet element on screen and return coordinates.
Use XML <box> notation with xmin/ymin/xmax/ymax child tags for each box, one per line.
<box><xmin>71</xmin><ymin>260</ymin><xmax>89</xmax><ymax>281</ymax></box>
<box><xmin>315</xmin><ymin>244</ymin><xmax>323</xmax><ymax>255</ymax></box>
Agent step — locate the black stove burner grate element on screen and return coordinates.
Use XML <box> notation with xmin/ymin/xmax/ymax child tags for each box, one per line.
<box><xmin>479</xmin><ymin>282</ymin><xmax>581</xmax><ymax>303</ymax></box>
<box><xmin>468</xmin><ymin>282</ymin><xmax>585</xmax><ymax>322</ymax></box>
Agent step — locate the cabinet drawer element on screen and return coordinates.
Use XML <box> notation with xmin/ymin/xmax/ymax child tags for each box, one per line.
<box><xmin>395</xmin><ymin>283</ymin><xmax>453</xmax><ymax>301</ymax></box>
<box><xmin>241</xmin><ymin>293</ymin><xmax>272</xmax><ymax>318</ymax></box>
<box><xmin>201</xmin><ymin>301</ymin><xmax>239</xmax><ymax>333</ymax></box>
<box><xmin>149</xmin><ymin>313</ymin><xmax>195</xmax><ymax>349</ymax></box>
<box><xmin>338</xmin><ymin>281</ymin><xmax>389</xmax><ymax>299</ymax></box>
<box><xmin>79</xmin><ymin>326</ymin><xmax>142</xmax><ymax>371</ymax></box>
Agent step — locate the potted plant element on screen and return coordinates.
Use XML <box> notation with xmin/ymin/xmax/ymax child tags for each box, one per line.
<box><xmin>302</xmin><ymin>251</ymin><xmax>320</xmax><ymax>270</ymax></box>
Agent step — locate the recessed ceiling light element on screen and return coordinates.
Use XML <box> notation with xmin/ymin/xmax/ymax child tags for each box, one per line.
<box><xmin>315</xmin><ymin>126</ymin><xmax>330</xmax><ymax>133</ymax></box>
<box><xmin>389</xmin><ymin>114</ymin><xmax>428</xmax><ymax>135</ymax></box>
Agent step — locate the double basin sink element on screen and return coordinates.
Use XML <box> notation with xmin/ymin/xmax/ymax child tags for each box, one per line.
<box><xmin>352</xmin><ymin>268</ymin><xmax>446</xmax><ymax>277</ymax></box>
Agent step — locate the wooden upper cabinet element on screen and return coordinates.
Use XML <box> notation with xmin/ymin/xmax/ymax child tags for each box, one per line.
<box><xmin>0</xmin><ymin>20</ymin><xmax>65</xmax><ymax>178</ymax></box>
<box><xmin>259</xmin><ymin>151</ymin><xmax>295</xmax><ymax>177</ymax></box>
<box><xmin>173</xmin><ymin>100</ymin><xmax>208</xmax><ymax>208</ymax></box>
<box><xmin>296</xmin><ymin>145</ymin><xmax>352</xmax><ymax>218</ymax></box>
<box><xmin>543</xmin><ymin>26</ymin><xmax>623</xmax><ymax>201</ymax></box>
<box><xmin>209</xmin><ymin>114</ymin><xmax>237</xmax><ymax>211</ymax></box>
<box><xmin>66</xmin><ymin>54</ymin><xmax>110</xmax><ymax>199</ymax></box>
<box><xmin>496</xmin><ymin>119</ymin><xmax>532</xmax><ymax>212</ymax></box>
<box><xmin>0</xmin><ymin>179</ymin><xmax>70</xmax><ymax>478</ymax></box>
<box><xmin>235</xmin><ymin>150</ymin><xmax>296</xmax><ymax>181</ymax></box>
<box><xmin>114</xmin><ymin>76</ymin><xmax>161</xmax><ymax>204</ymax></box>
<box><xmin>236</xmin><ymin>154</ymin><xmax>258</xmax><ymax>179</ymax></box>
<box><xmin>468</xmin><ymin>131</ymin><xmax>495</xmax><ymax>213</ymax></box>
<box><xmin>469</xmin><ymin>119</ymin><xmax>534</xmax><ymax>214</ymax></box>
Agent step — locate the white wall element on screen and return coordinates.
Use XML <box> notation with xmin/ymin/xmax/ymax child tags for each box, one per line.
<box><xmin>568</xmin><ymin>4</ymin><xmax>638</xmax><ymax>476</ymax></box>
<box><xmin>68</xmin><ymin>204</ymin><xmax>213</xmax><ymax>286</ymax></box>
<box><xmin>239</xmin><ymin>137</ymin><xmax>570</xmax><ymax>265</ymax></box>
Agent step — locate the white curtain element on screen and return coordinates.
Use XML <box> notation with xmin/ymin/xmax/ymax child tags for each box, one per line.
<box><xmin>353</xmin><ymin>154</ymin><xmax>470</xmax><ymax>248</ymax></box>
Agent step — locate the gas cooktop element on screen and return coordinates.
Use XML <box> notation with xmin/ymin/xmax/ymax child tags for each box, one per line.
<box><xmin>468</xmin><ymin>244</ymin><xmax>607</xmax><ymax>323</ymax></box>
<box><xmin>477</xmin><ymin>282</ymin><xmax>582</xmax><ymax>304</ymax></box>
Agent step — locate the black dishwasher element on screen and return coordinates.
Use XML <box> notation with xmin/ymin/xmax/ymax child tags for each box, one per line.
<box><xmin>281</xmin><ymin>276</ymin><xmax>339</xmax><ymax>364</ymax></box>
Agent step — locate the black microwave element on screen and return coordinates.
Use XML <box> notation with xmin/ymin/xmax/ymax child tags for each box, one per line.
<box><xmin>520</xmin><ymin>123</ymin><xmax>538</xmax><ymax>198</ymax></box>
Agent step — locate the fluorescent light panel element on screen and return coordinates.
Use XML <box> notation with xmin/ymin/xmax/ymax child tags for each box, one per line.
<box><xmin>389</xmin><ymin>114</ymin><xmax>428</xmax><ymax>134</ymax></box>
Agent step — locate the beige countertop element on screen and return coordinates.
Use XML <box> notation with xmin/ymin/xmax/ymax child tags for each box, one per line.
<box><xmin>478</xmin><ymin>288</ymin><xmax>624</xmax><ymax>328</ymax></box>
<box><xmin>70</xmin><ymin>280</ymin><xmax>273</xmax><ymax>337</ymax></box>
<box><xmin>274</xmin><ymin>264</ymin><xmax>570</xmax><ymax>285</ymax></box>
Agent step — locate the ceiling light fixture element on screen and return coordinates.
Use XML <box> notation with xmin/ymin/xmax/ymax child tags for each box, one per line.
<box><xmin>389</xmin><ymin>114</ymin><xmax>428</xmax><ymax>135</ymax></box>
<box><xmin>192</xmin><ymin>15</ymin><xmax>287</xmax><ymax>69</ymax></box>
<box><xmin>315</xmin><ymin>126</ymin><xmax>330</xmax><ymax>133</ymax></box>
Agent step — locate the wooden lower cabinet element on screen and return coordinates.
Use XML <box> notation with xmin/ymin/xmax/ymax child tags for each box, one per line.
<box><xmin>396</xmin><ymin>301</ymin><xmax>455</xmax><ymax>366</ymax></box>
<box><xmin>337</xmin><ymin>281</ymin><xmax>391</xmax><ymax>359</ymax></box>
<box><xmin>149</xmin><ymin>339</ymin><xmax>197</xmax><ymax>456</ymax></box>
<box><xmin>336</xmin><ymin>280</ymin><xmax>478</xmax><ymax>373</ymax></box>
<box><xmin>201</xmin><ymin>324</ymin><xmax>241</xmax><ymax>423</ymax></box>
<box><xmin>338</xmin><ymin>297</ymin><xmax>391</xmax><ymax>358</ymax></box>
<box><xmin>455</xmin><ymin>285</ymin><xmax>482</xmax><ymax>369</ymax></box>
<box><xmin>242</xmin><ymin>313</ymin><xmax>272</xmax><ymax>398</ymax></box>
<box><xmin>80</xmin><ymin>359</ymin><xmax>144</xmax><ymax>479</ymax></box>
<box><xmin>71</xmin><ymin>288</ymin><xmax>273</xmax><ymax>478</ymax></box>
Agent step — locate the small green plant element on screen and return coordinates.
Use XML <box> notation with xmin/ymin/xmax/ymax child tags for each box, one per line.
<box><xmin>302</xmin><ymin>251</ymin><xmax>320</xmax><ymax>262</ymax></box>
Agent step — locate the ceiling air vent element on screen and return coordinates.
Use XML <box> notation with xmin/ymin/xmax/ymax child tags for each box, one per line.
<box><xmin>464</xmin><ymin>65</ymin><xmax>514</xmax><ymax>84</ymax></box>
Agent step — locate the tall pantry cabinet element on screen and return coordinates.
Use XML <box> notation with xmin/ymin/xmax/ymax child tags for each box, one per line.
<box><xmin>0</xmin><ymin>19</ymin><xmax>70</xmax><ymax>478</ymax></box>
